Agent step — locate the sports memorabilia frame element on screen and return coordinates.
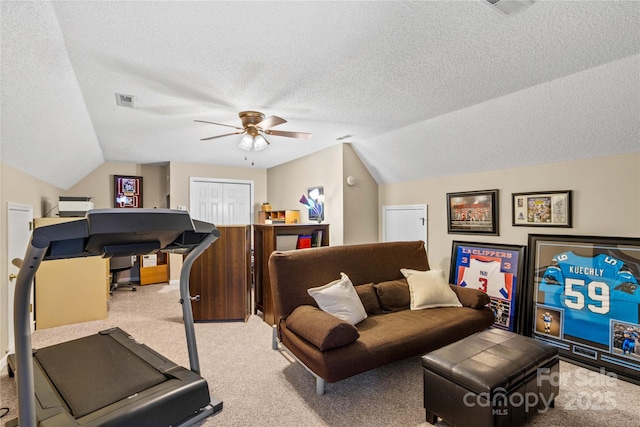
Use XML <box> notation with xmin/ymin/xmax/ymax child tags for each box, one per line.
<box><xmin>446</xmin><ymin>189</ymin><xmax>499</xmax><ymax>235</ymax></box>
<box><xmin>449</xmin><ymin>241</ymin><xmax>526</xmax><ymax>333</ymax></box>
<box><xmin>114</xmin><ymin>175</ymin><xmax>143</xmax><ymax>208</ymax></box>
<box><xmin>512</xmin><ymin>190</ymin><xmax>572</xmax><ymax>227</ymax></box>
<box><xmin>526</xmin><ymin>234</ymin><xmax>640</xmax><ymax>384</ymax></box>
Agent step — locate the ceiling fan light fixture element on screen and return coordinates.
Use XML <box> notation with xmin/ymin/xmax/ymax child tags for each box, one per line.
<box><xmin>238</xmin><ymin>134</ymin><xmax>253</xmax><ymax>151</ymax></box>
<box><xmin>253</xmin><ymin>135</ymin><xmax>268</xmax><ymax>151</ymax></box>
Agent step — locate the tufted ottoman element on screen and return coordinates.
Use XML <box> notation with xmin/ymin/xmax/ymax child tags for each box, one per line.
<box><xmin>421</xmin><ymin>328</ymin><xmax>559</xmax><ymax>427</ymax></box>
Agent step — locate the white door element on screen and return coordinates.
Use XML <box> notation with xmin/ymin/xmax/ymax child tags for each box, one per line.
<box><xmin>191</xmin><ymin>181</ymin><xmax>223</xmax><ymax>224</ymax></box>
<box><xmin>7</xmin><ymin>203</ymin><xmax>34</xmax><ymax>351</ymax></box>
<box><xmin>190</xmin><ymin>178</ymin><xmax>253</xmax><ymax>224</ymax></box>
<box><xmin>382</xmin><ymin>205</ymin><xmax>427</xmax><ymax>246</ymax></box>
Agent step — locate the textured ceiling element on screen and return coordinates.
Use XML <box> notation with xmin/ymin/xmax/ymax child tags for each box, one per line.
<box><xmin>1</xmin><ymin>1</ymin><xmax>639</xmax><ymax>189</ymax></box>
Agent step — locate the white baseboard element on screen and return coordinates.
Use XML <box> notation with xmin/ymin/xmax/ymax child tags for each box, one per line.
<box><xmin>1</xmin><ymin>346</ymin><xmax>13</xmax><ymax>371</ymax></box>
<box><xmin>169</xmin><ymin>279</ymin><xmax>179</xmax><ymax>285</ymax></box>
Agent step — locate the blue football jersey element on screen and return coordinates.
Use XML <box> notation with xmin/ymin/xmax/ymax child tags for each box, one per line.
<box><xmin>539</xmin><ymin>251</ymin><xmax>640</xmax><ymax>346</ymax></box>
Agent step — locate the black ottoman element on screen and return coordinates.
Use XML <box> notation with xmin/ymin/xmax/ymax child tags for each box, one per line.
<box><xmin>421</xmin><ymin>328</ymin><xmax>559</xmax><ymax>427</ymax></box>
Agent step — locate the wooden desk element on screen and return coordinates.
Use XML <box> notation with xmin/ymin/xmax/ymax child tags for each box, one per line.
<box><xmin>34</xmin><ymin>218</ymin><xmax>109</xmax><ymax>329</ymax></box>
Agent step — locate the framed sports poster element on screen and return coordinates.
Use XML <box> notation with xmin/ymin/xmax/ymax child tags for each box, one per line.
<box><xmin>527</xmin><ymin>234</ymin><xmax>640</xmax><ymax>384</ymax></box>
<box><xmin>512</xmin><ymin>190</ymin><xmax>572</xmax><ymax>227</ymax></box>
<box><xmin>449</xmin><ymin>241</ymin><xmax>526</xmax><ymax>333</ymax></box>
<box><xmin>114</xmin><ymin>175</ymin><xmax>143</xmax><ymax>208</ymax></box>
<box><xmin>446</xmin><ymin>189</ymin><xmax>499</xmax><ymax>235</ymax></box>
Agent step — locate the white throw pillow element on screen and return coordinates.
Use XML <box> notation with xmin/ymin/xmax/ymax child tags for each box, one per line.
<box><xmin>307</xmin><ymin>273</ymin><xmax>368</xmax><ymax>325</ymax></box>
<box><xmin>400</xmin><ymin>268</ymin><xmax>462</xmax><ymax>310</ymax></box>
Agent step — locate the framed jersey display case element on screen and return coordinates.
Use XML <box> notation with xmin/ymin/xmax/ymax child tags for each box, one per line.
<box><xmin>449</xmin><ymin>241</ymin><xmax>526</xmax><ymax>333</ymax></box>
<box><xmin>527</xmin><ymin>234</ymin><xmax>640</xmax><ymax>384</ymax></box>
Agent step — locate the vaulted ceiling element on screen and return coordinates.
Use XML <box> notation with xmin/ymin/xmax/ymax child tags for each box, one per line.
<box><xmin>1</xmin><ymin>1</ymin><xmax>639</xmax><ymax>190</ymax></box>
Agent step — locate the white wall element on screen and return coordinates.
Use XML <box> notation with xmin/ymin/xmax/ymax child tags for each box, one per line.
<box><xmin>379</xmin><ymin>153</ymin><xmax>640</xmax><ymax>276</ymax></box>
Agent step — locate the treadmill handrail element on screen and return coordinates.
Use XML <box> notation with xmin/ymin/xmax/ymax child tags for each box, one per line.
<box><xmin>14</xmin><ymin>238</ymin><xmax>49</xmax><ymax>427</ymax></box>
<box><xmin>180</xmin><ymin>231</ymin><xmax>218</xmax><ymax>374</ymax></box>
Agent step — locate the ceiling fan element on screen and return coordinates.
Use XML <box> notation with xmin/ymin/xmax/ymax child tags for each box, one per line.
<box><xmin>195</xmin><ymin>111</ymin><xmax>312</xmax><ymax>151</ymax></box>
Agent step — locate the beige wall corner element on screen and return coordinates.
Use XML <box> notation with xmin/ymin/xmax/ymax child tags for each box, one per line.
<box><xmin>342</xmin><ymin>143</ymin><xmax>378</xmax><ymax>244</ymax></box>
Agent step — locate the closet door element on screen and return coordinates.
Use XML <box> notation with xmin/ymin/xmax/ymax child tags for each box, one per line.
<box><xmin>190</xmin><ymin>180</ymin><xmax>223</xmax><ymax>224</ymax></box>
<box><xmin>190</xmin><ymin>179</ymin><xmax>252</xmax><ymax>224</ymax></box>
<box><xmin>222</xmin><ymin>183</ymin><xmax>251</xmax><ymax>224</ymax></box>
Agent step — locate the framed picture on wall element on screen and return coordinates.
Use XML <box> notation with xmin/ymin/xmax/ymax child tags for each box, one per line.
<box><xmin>512</xmin><ymin>190</ymin><xmax>572</xmax><ymax>227</ymax></box>
<box><xmin>449</xmin><ymin>241</ymin><xmax>526</xmax><ymax>333</ymax></box>
<box><xmin>527</xmin><ymin>234</ymin><xmax>640</xmax><ymax>384</ymax></box>
<box><xmin>446</xmin><ymin>189</ymin><xmax>499</xmax><ymax>235</ymax></box>
<box><xmin>307</xmin><ymin>186</ymin><xmax>324</xmax><ymax>222</ymax></box>
<box><xmin>114</xmin><ymin>175</ymin><xmax>143</xmax><ymax>208</ymax></box>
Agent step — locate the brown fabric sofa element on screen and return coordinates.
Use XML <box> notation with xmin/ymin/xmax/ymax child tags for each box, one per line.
<box><xmin>268</xmin><ymin>240</ymin><xmax>495</xmax><ymax>394</ymax></box>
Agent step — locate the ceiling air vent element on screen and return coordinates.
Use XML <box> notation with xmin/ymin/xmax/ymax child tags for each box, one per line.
<box><xmin>480</xmin><ymin>0</ymin><xmax>534</xmax><ymax>17</ymax></box>
<box><xmin>115</xmin><ymin>93</ymin><xmax>136</xmax><ymax>108</ymax></box>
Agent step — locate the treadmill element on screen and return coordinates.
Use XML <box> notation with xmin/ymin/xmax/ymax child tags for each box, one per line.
<box><xmin>7</xmin><ymin>208</ymin><xmax>223</xmax><ymax>427</ymax></box>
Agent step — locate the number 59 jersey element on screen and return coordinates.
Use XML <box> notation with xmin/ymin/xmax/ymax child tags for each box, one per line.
<box><xmin>539</xmin><ymin>251</ymin><xmax>640</xmax><ymax>346</ymax></box>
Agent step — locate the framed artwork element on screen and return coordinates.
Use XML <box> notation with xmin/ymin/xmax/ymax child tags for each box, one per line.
<box><xmin>449</xmin><ymin>241</ymin><xmax>526</xmax><ymax>332</ymax></box>
<box><xmin>446</xmin><ymin>189</ymin><xmax>499</xmax><ymax>235</ymax></box>
<box><xmin>307</xmin><ymin>186</ymin><xmax>324</xmax><ymax>222</ymax></box>
<box><xmin>512</xmin><ymin>190</ymin><xmax>572</xmax><ymax>227</ymax></box>
<box><xmin>527</xmin><ymin>234</ymin><xmax>640</xmax><ymax>384</ymax></box>
<box><xmin>114</xmin><ymin>175</ymin><xmax>143</xmax><ymax>208</ymax></box>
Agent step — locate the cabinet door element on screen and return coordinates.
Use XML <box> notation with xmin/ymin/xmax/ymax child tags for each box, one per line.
<box><xmin>190</xmin><ymin>226</ymin><xmax>250</xmax><ymax>321</ymax></box>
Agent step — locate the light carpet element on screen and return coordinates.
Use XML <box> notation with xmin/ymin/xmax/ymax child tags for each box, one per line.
<box><xmin>2</xmin><ymin>283</ymin><xmax>639</xmax><ymax>426</ymax></box>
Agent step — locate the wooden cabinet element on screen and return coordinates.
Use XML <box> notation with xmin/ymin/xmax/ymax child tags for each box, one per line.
<box><xmin>257</xmin><ymin>210</ymin><xmax>300</xmax><ymax>224</ymax></box>
<box><xmin>139</xmin><ymin>252</ymin><xmax>169</xmax><ymax>285</ymax></box>
<box><xmin>189</xmin><ymin>225</ymin><xmax>251</xmax><ymax>321</ymax></box>
<box><xmin>34</xmin><ymin>217</ymin><xmax>109</xmax><ymax>329</ymax></box>
<box><xmin>254</xmin><ymin>224</ymin><xmax>330</xmax><ymax>325</ymax></box>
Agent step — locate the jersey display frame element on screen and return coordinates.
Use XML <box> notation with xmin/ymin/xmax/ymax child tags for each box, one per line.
<box><xmin>526</xmin><ymin>234</ymin><xmax>640</xmax><ymax>385</ymax></box>
<box><xmin>446</xmin><ymin>189</ymin><xmax>499</xmax><ymax>235</ymax></box>
<box><xmin>449</xmin><ymin>241</ymin><xmax>526</xmax><ymax>333</ymax></box>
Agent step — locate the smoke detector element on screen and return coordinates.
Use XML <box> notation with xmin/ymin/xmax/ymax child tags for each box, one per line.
<box><xmin>480</xmin><ymin>0</ymin><xmax>534</xmax><ymax>17</ymax></box>
<box><xmin>115</xmin><ymin>93</ymin><xmax>136</xmax><ymax>108</ymax></box>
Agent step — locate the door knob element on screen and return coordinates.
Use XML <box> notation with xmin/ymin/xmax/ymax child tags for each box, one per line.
<box><xmin>9</xmin><ymin>273</ymin><xmax>17</xmax><ymax>280</ymax></box>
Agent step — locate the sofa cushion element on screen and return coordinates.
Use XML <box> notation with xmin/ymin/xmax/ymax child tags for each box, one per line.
<box><xmin>354</xmin><ymin>283</ymin><xmax>383</xmax><ymax>315</ymax></box>
<box><xmin>401</xmin><ymin>268</ymin><xmax>462</xmax><ymax>310</ymax></box>
<box><xmin>449</xmin><ymin>285</ymin><xmax>491</xmax><ymax>309</ymax></box>
<box><xmin>374</xmin><ymin>279</ymin><xmax>410</xmax><ymax>312</ymax></box>
<box><xmin>286</xmin><ymin>305</ymin><xmax>360</xmax><ymax>351</ymax></box>
<box><xmin>307</xmin><ymin>273</ymin><xmax>367</xmax><ymax>325</ymax></box>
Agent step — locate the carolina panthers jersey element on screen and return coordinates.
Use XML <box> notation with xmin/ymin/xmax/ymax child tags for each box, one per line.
<box><xmin>539</xmin><ymin>251</ymin><xmax>640</xmax><ymax>346</ymax></box>
<box><xmin>459</xmin><ymin>258</ymin><xmax>511</xmax><ymax>300</ymax></box>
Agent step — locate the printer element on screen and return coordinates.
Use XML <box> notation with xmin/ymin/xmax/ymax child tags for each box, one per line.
<box><xmin>59</xmin><ymin>196</ymin><xmax>94</xmax><ymax>217</ymax></box>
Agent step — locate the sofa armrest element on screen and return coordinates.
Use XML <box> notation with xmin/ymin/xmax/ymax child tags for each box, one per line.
<box><xmin>448</xmin><ymin>285</ymin><xmax>490</xmax><ymax>309</ymax></box>
<box><xmin>285</xmin><ymin>305</ymin><xmax>360</xmax><ymax>351</ymax></box>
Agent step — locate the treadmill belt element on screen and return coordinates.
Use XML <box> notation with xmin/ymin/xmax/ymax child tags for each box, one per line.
<box><xmin>34</xmin><ymin>333</ymin><xmax>168</xmax><ymax>418</ymax></box>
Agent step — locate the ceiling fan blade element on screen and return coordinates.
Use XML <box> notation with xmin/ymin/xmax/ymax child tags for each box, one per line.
<box><xmin>265</xmin><ymin>129</ymin><xmax>312</xmax><ymax>139</ymax></box>
<box><xmin>257</xmin><ymin>115</ymin><xmax>287</xmax><ymax>129</ymax></box>
<box><xmin>194</xmin><ymin>120</ymin><xmax>244</xmax><ymax>130</ymax></box>
<box><xmin>200</xmin><ymin>131</ymin><xmax>244</xmax><ymax>141</ymax></box>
